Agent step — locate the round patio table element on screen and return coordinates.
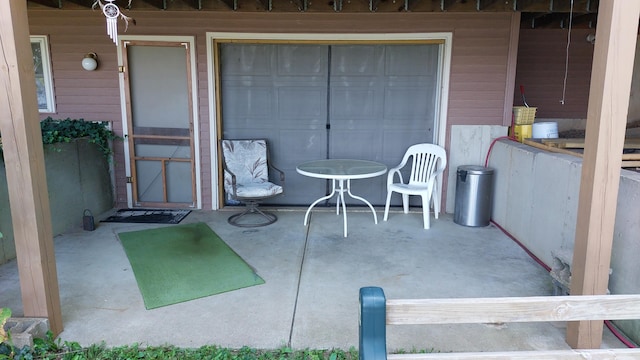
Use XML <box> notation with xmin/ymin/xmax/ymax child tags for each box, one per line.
<box><xmin>296</xmin><ymin>159</ymin><xmax>387</xmax><ymax>237</ymax></box>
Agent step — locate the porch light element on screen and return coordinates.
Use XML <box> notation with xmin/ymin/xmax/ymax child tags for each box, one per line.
<box><xmin>82</xmin><ymin>52</ymin><xmax>98</xmax><ymax>71</ymax></box>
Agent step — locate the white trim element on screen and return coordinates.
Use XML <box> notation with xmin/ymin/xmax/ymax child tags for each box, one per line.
<box><xmin>206</xmin><ymin>32</ymin><xmax>452</xmax><ymax>210</ymax></box>
<box><xmin>117</xmin><ymin>35</ymin><xmax>201</xmax><ymax>209</ymax></box>
<box><xmin>435</xmin><ymin>34</ymin><xmax>452</xmax><ymax>203</ymax></box>
<box><xmin>437</xmin><ymin>34</ymin><xmax>452</xmax><ymax>147</ymax></box>
<box><xmin>30</xmin><ymin>35</ymin><xmax>56</xmax><ymax>114</ymax></box>
<box><xmin>206</xmin><ymin>35</ymin><xmax>220</xmax><ymax>209</ymax></box>
<box><xmin>207</xmin><ymin>32</ymin><xmax>452</xmax><ymax>42</ymax></box>
<box><xmin>115</xmin><ymin>40</ymin><xmax>132</xmax><ymax>207</ymax></box>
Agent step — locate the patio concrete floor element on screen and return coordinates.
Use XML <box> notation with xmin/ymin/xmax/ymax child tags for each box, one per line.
<box><xmin>0</xmin><ymin>207</ymin><xmax>627</xmax><ymax>352</ymax></box>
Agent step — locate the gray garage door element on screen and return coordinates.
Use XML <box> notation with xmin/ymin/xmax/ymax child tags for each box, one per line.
<box><xmin>220</xmin><ymin>43</ymin><xmax>440</xmax><ymax>206</ymax></box>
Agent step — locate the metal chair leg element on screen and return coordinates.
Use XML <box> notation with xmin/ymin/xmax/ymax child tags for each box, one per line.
<box><xmin>227</xmin><ymin>201</ymin><xmax>277</xmax><ymax>227</ymax></box>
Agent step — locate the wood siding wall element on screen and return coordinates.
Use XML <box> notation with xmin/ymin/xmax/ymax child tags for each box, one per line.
<box><xmin>515</xmin><ymin>28</ymin><xmax>594</xmax><ymax>119</ymax></box>
<box><xmin>27</xmin><ymin>10</ymin><xmax>516</xmax><ymax>209</ymax></box>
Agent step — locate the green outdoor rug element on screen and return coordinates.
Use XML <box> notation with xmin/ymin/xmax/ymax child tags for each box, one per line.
<box><xmin>118</xmin><ymin>222</ymin><xmax>264</xmax><ymax>309</ymax></box>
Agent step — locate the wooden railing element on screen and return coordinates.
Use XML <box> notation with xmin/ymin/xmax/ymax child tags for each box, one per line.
<box><xmin>359</xmin><ymin>287</ymin><xmax>640</xmax><ymax>360</ymax></box>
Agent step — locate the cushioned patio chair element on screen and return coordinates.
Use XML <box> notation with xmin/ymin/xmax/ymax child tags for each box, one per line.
<box><xmin>383</xmin><ymin>143</ymin><xmax>447</xmax><ymax>229</ymax></box>
<box><xmin>221</xmin><ymin>139</ymin><xmax>285</xmax><ymax>227</ymax></box>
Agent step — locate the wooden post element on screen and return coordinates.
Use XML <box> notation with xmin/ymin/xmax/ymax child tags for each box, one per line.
<box><xmin>0</xmin><ymin>0</ymin><xmax>63</xmax><ymax>335</ymax></box>
<box><xmin>503</xmin><ymin>12</ymin><xmax>521</xmax><ymax>127</ymax></box>
<box><xmin>567</xmin><ymin>0</ymin><xmax>640</xmax><ymax>349</ymax></box>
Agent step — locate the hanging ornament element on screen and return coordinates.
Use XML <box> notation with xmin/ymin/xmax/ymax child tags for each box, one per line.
<box><xmin>103</xmin><ymin>1</ymin><xmax>120</xmax><ymax>43</ymax></box>
<box><xmin>92</xmin><ymin>0</ymin><xmax>135</xmax><ymax>45</ymax></box>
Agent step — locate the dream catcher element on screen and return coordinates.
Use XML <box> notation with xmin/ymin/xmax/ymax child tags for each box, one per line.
<box><xmin>92</xmin><ymin>0</ymin><xmax>135</xmax><ymax>44</ymax></box>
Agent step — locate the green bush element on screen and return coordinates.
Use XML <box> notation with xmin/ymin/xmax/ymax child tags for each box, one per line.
<box><xmin>39</xmin><ymin>117</ymin><xmax>122</xmax><ymax>160</ymax></box>
<box><xmin>0</xmin><ymin>117</ymin><xmax>121</xmax><ymax>161</ymax></box>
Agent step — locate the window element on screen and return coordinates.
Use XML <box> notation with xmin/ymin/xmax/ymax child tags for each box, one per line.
<box><xmin>30</xmin><ymin>35</ymin><xmax>55</xmax><ymax>113</ymax></box>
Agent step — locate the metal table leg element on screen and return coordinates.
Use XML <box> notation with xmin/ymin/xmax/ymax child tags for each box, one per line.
<box><xmin>346</xmin><ymin>179</ymin><xmax>378</xmax><ymax>224</ymax></box>
<box><xmin>304</xmin><ymin>179</ymin><xmax>337</xmax><ymax>226</ymax></box>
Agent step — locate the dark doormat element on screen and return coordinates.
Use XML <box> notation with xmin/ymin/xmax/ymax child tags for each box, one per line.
<box><xmin>102</xmin><ymin>209</ymin><xmax>191</xmax><ymax>224</ymax></box>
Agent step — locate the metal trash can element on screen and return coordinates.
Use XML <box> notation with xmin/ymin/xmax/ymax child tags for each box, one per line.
<box><xmin>454</xmin><ymin>165</ymin><xmax>494</xmax><ymax>227</ymax></box>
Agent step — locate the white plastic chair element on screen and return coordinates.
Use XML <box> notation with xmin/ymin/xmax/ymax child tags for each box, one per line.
<box><xmin>383</xmin><ymin>143</ymin><xmax>447</xmax><ymax>229</ymax></box>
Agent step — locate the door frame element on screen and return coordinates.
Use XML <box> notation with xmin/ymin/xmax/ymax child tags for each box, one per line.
<box><xmin>117</xmin><ymin>35</ymin><xmax>202</xmax><ymax>209</ymax></box>
<box><xmin>206</xmin><ymin>32</ymin><xmax>452</xmax><ymax>210</ymax></box>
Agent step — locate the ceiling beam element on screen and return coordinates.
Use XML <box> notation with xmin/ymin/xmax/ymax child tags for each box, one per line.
<box><xmin>296</xmin><ymin>0</ymin><xmax>307</xmax><ymax>11</ymax></box>
<box><xmin>139</xmin><ymin>0</ymin><xmax>167</xmax><ymax>9</ymax></box>
<box><xmin>333</xmin><ymin>0</ymin><xmax>343</xmax><ymax>12</ymax></box>
<box><xmin>550</xmin><ymin>0</ymin><xmax>596</xmax><ymax>12</ymax></box>
<box><xmin>557</xmin><ymin>10</ymin><xmax>599</xmax><ymax>28</ymax></box>
<box><xmin>196</xmin><ymin>0</ymin><xmax>237</xmax><ymax>10</ymax></box>
<box><xmin>586</xmin><ymin>0</ymin><xmax>598</xmax><ymax>12</ymax></box>
<box><xmin>570</xmin><ymin>12</ymin><xmax>598</xmax><ymax>28</ymax></box>
<box><xmin>523</xmin><ymin>12</ymin><xmax>558</xmax><ymax>28</ymax></box>
<box><xmin>27</xmin><ymin>0</ymin><xmax>62</xmax><ymax>8</ymax></box>
<box><xmin>63</xmin><ymin>0</ymin><xmax>94</xmax><ymax>7</ymax></box>
<box><xmin>440</xmin><ymin>0</ymin><xmax>476</xmax><ymax>12</ymax></box>
<box><xmin>551</xmin><ymin>0</ymin><xmax>572</xmax><ymax>12</ymax></box>
<box><xmin>514</xmin><ymin>0</ymin><xmax>551</xmax><ymax>12</ymax></box>
<box><xmin>404</xmin><ymin>0</ymin><xmax>419</xmax><ymax>11</ymax></box>
<box><xmin>257</xmin><ymin>0</ymin><xmax>272</xmax><ymax>11</ymax></box>
<box><xmin>218</xmin><ymin>0</ymin><xmax>237</xmax><ymax>10</ymax></box>
<box><xmin>476</xmin><ymin>0</ymin><xmax>498</xmax><ymax>11</ymax></box>
<box><xmin>24</xmin><ymin>0</ymin><xmax>604</xmax><ymax>13</ymax></box>
<box><xmin>522</xmin><ymin>9</ymin><xmax>598</xmax><ymax>29</ymax></box>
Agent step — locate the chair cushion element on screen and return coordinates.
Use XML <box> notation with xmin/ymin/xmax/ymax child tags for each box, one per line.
<box><xmin>226</xmin><ymin>182</ymin><xmax>283</xmax><ymax>199</ymax></box>
<box><xmin>222</xmin><ymin>140</ymin><xmax>269</xmax><ymax>185</ymax></box>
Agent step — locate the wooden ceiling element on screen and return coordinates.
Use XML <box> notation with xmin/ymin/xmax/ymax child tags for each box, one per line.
<box><xmin>26</xmin><ymin>0</ymin><xmax>599</xmax><ymax>28</ymax></box>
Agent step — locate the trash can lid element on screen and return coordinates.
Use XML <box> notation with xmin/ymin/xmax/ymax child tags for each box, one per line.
<box><xmin>457</xmin><ymin>165</ymin><xmax>494</xmax><ymax>175</ymax></box>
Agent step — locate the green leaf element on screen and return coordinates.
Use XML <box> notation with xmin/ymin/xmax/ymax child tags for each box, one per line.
<box><xmin>0</xmin><ymin>308</ymin><xmax>11</xmax><ymax>343</ymax></box>
<box><xmin>34</xmin><ymin>117</ymin><xmax>123</xmax><ymax>161</ymax></box>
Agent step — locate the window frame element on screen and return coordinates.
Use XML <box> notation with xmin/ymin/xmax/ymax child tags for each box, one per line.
<box><xmin>30</xmin><ymin>35</ymin><xmax>56</xmax><ymax>113</ymax></box>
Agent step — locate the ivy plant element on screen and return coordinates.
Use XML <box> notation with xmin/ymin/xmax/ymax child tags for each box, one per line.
<box><xmin>0</xmin><ymin>118</ymin><xmax>121</xmax><ymax>160</ymax></box>
<box><xmin>0</xmin><ymin>308</ymin><xmax>12</xmax><ymax>359</ymax></box>
<box><xmin>40</xmin><ymin>117</ymin><xmax>122</xmax><ymax>160</ymax></box>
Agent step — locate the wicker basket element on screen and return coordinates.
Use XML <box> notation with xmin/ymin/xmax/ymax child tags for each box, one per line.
<box><xmin>513</xmin><ymin>106</ymin><xmax>537</xmax><ymax>125</ymax></box>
